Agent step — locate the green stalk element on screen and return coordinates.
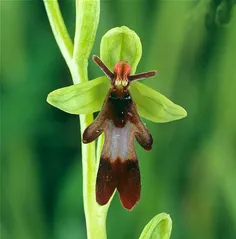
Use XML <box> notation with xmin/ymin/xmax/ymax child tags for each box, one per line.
<box><xmin>43</xmin><ymin>1</ymin><xmax>110</xmax><ymax>238</ymax></box>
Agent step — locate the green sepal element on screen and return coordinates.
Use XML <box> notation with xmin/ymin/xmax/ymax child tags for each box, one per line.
<box><xmin>46</xmin><ymin>77</ymin><xmax>109</xmax><ymax>115</ymax></box>
<box><xmin>139</xmin><ymin>213</ymin><xmax>172</xmax><ymax>239</ymax></box>
<box><xmin>131</xmin><ymin>82</ymin><xmax>187</xmax><ymax>123</ymax></box>
<box><xmin>100</xmin><ymin>26</ymin><xmax>142</xmax><ymax>74</ymax></box>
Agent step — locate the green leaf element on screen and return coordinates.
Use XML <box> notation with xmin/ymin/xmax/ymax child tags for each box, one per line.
<box><xmin>139</xmin><ymin>213</ymin><xmax>172</xmax><ymax>239</ymax></box>
<box><xmin>47</xmin><ymin>77</ymin><xmax>109</xmax><ymax>115</ymax></box>
<box><xmin>100</xmin><ymin>26</ymin><xmax>142</xmax><ymax>74</ymax></box>
<box><xmin>130</xmin><ymin>82</ymin><xmax>187</xmax><ymax>123</ymax></box>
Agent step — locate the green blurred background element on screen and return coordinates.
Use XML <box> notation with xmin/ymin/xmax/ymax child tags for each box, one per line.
<box><xmin>1</xmin><ymin>0</ymin><xmax>236</xmax><ymax>238</ymax></box>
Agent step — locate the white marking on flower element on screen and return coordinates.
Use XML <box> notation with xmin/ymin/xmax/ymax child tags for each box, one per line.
<box><xmin>106</xmin><ymin>122</ymin><xmax>135</xmax><ymax>160</ymax></box>
<box><xmin>115</xmin><ymin>80</ymin><xmax>121</xmax><ymax>86</ymax></box>
<box><xmin>122</xmin><ymin>80</ymin><xmax>128</xmax><ymax>86</ymax></box>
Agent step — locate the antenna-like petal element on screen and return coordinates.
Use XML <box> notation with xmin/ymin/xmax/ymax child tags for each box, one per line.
<box><xmin>129</xmin><ymin>71</ymin><xmax>157</xmax><ymax>82</ymax></box>
<box><xmin>92</xmin><ymin>55</ymin><xmax>114</xmax><ymax>79</ymax></box>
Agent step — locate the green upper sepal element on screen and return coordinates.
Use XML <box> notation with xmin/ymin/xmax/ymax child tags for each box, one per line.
<box><xmin>100</xmin><ymin>26</ymin><xmax>142</xmax><ymax>74</ymax></box>
<box><xmin>131</xmin><ymin>82</ymin><xmax>187</xmax><ymax>123</ymax></box>
<box><xmin>139</xmin><ymin>213</ymin><xmax>172</xmax><ymax>239</ymax></box>
<box><xmin>47</xmin><ymin>76</ymin><xmax>109</xmax><ymax>115</ymax></box>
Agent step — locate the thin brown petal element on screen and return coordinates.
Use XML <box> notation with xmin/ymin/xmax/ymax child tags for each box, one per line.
<box><xmin>128</xmin><ymin>71</ymin><xmax>157</xmax><ymax>82</ymax></box>
<box><xmin>92</xmin><ymin>55</ymin><xmax>114</xmax><ymax>79</ymax></box>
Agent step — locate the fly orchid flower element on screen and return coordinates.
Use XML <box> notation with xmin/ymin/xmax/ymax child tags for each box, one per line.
<box><xmin>47</xmin><ymin>26</ymin><xmax>187</xmax><ymax>210</ymax></box>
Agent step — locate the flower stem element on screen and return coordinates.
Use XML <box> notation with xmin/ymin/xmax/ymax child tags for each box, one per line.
<box><xmin>43</xmin><ymin>1</ymin><xmax>110</xmax><ymax>238</ymax></box>
<box><xmin>80</xmin><ymin>116</ymin><xmax>107</xmax><ymax>239</ymax></box>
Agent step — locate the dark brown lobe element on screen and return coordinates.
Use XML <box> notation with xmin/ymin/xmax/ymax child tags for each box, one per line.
<box><xmin>96</xmin><ymin>157</ymin><xmax>140</xmax><ymax>210</ymax></box>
